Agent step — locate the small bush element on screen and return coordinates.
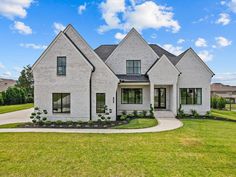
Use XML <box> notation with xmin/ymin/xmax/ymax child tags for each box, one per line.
<box><xmin>205</xmin><ymin>111</ymin><xmax>211</xmax><ymax>117</ymax></box>
<box><xmin>55</xmin><ymin>120</ymin><xmax>62</xmax><ymax>125</ymax></box>
<box><xmin>190</xmin><ymin>109</ymin><xmax>199</xmax><ymax>118</ymax></box>
<box><xmin>133</xmin><ymin>110</ymin><xmax>138</xmax><ymax>117</ymax></box>
<box><xmin>142</xmin><ymin>110</ymin><xmax>147</xmax><ymax>117</ymax></box>
<box><xmin>121</xmin><ymin>110</ymin><xmax>127</xmax><ymax>115</ymax></box>
<box><xmin>149</xmin><ymin>104</ymin><xmax>154</xmax><ymax>118</ymax></box>
<box><xmin>66</xmin><ymin>121</ymin><xmax>73</xmax><ymax>125</ymax></box>
<box><xmin>26</xmin><ymin>96</ymin><xmax>34</xmax><ymax>103</ymax></box>
<box><xmin>88</xmin><ymin>120</ymin><xmax>93</xmax><ymax>125</ymax></box>
<box><xmin>120</xmin><ymin>115</ymin><xmax>127</xmax><ymax>120</ymax></box>
<box><xmin>45</xmin><ymin>121</ymin><xmax>51</xmax><ymax>126</ymax></box>
<box><xmin>218</xmin><ymin>97</ymin><xmax>226</xmax><ymax>110</ymax></box>
<box><xmin>177</xmin><ymin>104</ymin><xmax>185</xmax><ymax>119</ymax></box>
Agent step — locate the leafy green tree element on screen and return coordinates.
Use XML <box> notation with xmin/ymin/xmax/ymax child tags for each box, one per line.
<box><xmin>16</xmin><ymin>65</ymin><xmax>34</xmax><ymax>98</ymax></box>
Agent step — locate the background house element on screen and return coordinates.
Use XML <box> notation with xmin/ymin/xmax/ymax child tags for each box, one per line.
<box><xmin>211</xmin><ymin>83</ymin><xmax>236</xmax><ymax>103</ymax></box>
<box><xmin>0</xmin><ymin>78</ymin><xmax>16</xmax><ymax>92</ymax></box>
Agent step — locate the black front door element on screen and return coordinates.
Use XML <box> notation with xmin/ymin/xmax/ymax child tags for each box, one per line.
<box><xmin>154</xmin><ymin>88</ymin><xmax>166</xmax><ymax>109</ymax></box>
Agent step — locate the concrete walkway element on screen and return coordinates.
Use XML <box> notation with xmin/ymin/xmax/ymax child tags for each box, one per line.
<box><xmin>0</xmin><ymin>108</ymin><xmax>33</xmax><ymax>125</ymax></box>
<box><xmin>0</xmin><ymin>117</ymin><xmax>183</xmax><ymax>134</ymax></box>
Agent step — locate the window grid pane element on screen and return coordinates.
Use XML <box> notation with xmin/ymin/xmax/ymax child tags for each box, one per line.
<box><xmin>126</xmin><ymin>60</ymin><xmax>141</xmax><ymax>74</ymax></box>
<box><xmin>96</xmin><ymin>93</ymin><xmax>106</xmax><ymax>113</ymax></box>
<box><xmin>53</xmin><ymin>93</ymin><xmax>70</xmax><ymax>113</ymax></box>
<box><xmin>180</xmin><ymin>88</ymin><xmax>202</xmax><ymax>105</ymax></box>
<box><xmin>57</xmin><ymin>57</ymin><xmax>66</xmax><ymax>76</ymax></box>
<box><xmin>121</xmin><ymin>88</ymin><xmax>142</xmax><ymax>104</ymax></box>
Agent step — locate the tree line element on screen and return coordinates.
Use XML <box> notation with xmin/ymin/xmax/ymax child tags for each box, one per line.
<box><xmin>0</xmin><ymin>65</ymin><xmax>34</xmax><ymax>105</ymax></box>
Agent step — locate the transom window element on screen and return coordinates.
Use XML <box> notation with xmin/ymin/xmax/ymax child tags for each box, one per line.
<box><xmin>57</xmin><ymin>57</ymin><xmax>66</xmax><ymax>76</ymax></box>
<box><xmin>96</xmin><ymin>93</ymin><xmax>106</xmax><ymax>113</ymax></box>
<box><xmin>52</xmin><ymin>93</ymin><xmax>70</xmax><ymax>113</ymax></box>
<box><xmin>121</xmin><ymin>88</ymin><xmax>142</xmax><ymax>104</ymax></box>
<box><xmin>180</xmin><ymin>88</ymin><xmax>202</xmax><ymax>105</ymax></box>
<box><xmin>126</xmin><ymin>60</ymin><xmax>141</xmax><ymax>74</ymax></box>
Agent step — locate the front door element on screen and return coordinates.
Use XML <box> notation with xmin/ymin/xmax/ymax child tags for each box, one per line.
<box><xmin>154</xmin><ymin>88</ymin><xmax>166</xmax><ymax>109</ymax></box>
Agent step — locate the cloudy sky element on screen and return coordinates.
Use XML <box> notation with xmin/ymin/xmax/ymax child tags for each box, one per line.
<box><xmin>0</xmin><ymin>0</ymin><xmax>236</xmax><ymax>85</ymax></box>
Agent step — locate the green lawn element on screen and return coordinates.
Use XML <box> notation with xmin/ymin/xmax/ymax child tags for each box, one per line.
<box><xmin>226</xmin><ymin>104</ymin><xmax>236</xmax><ymax>110</ymax></box>
<box><xmin>0</xmin><ymin>119</ymin><xmax>235</xmax><ymax>177</ymax></box>
<box><xmin>211</xmin><ymin>109</ymin><xmax>236</xmax><ymax>120</ymax></box>
<box><xmin>0</xmin><ymin>103</ymin><xmax>33</xmax><ymax>114</ymax></box>
<box><xmin>114</xmin><ymin>118</ymin><xmax>158</xmax><ymax>129</ymax></box>
<box><xmin>0</xmin><ymin>122</ymin><xmax>26</xmax><ymax>128</ymax></box>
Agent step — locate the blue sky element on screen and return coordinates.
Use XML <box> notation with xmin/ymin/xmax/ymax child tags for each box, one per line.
<box><xmin>0</xmin><ymin>0</ymin><xmax>236</xmax><ymax>85</ymax></box>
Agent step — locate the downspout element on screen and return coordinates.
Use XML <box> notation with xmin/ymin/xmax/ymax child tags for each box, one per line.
<box><xmin>90</xmin><ymin>73</ymin><xmax>92</xmax><ymax>121</ymax></box>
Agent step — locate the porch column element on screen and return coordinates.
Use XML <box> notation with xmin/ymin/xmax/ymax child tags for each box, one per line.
<box><xmin>150</xmin><ymin>83</ymin><xmax>154</xmax><ymax>108</ymax></box>
<box><xmin>172</xmin><ymin>83</ymin><xmax>177</xmax><ymax>115</ymax></box>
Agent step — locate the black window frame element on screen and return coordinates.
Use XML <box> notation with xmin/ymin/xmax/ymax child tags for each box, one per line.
<box><xmin>57</xmin><ymin>56</ymin><xmax>66</xmax><ymax>76</ymax></box>
<box><xmin>52</xmin><ymin>93</ymin><xmax>71</xmax><ymax>113</ymax></box>
<box><xmin>96</xmin><ymin>93</ymin><xmax>106</xmax><ymax>113</ymax></box>
<box><xmin>121</xmin><ymin>88</ymin><xmax>143</xmax><ymax>104</ymax></box>
<box><xmin>126</xmin><ymin>60</ymin><xmax>141</xmax><ymax>74</ymax></box>
<box><xmin>180</xmin><ymin>88</ymin><xmax>202</xmax><ymax>105</ymax></box>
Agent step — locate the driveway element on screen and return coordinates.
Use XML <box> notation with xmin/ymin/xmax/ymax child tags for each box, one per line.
<box><xmin>0</xmin><ymin>108</ymin><xmax>33</xmax><ymax>125</ymax></box>
<box><xmin>0</xmin><ymin>117</ymin><xmax>183</xmax><ymax>133</ymax></box>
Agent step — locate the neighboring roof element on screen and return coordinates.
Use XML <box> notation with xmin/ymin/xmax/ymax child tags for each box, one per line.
<box><xmin>117</xmin><ymin>74</ymin><xmax>149</xmax><ymax>83</ymax></box>
<box><xmin>0</xmin><ymin>78</ymin><xmax>16</xmax><ymax>92</ymax></box>
<box><xmin>94</xmin><ymin>44</ymin><xmax>176</xmax><ymax>62</ymax></box>
<box><xmin>211</xmin><ymin>83</ymin><xmax>236</xmax><ymax>92</ymax></box>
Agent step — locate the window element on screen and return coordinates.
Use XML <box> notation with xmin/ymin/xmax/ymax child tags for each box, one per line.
<box><xmin>53</xmin><ymin>93</ymin><xmax>70</xmax><ymax>113</ymax></box>
<box><xmin>126</xmin><ymin>60</ymin><xmax>141</xmax><ymax>74</ymax></box>
<box><xmin>180</xmin><ymin>88</ymin><xmax>202</xmax><ymax>105</ymax></box>
<box><xmin>57</xmin><ymin>57</ymin><xmax>66</xmax><ymax>76</ymax></box>
<box><xmin>96</xmin><ymin>93</ymin><xmax>105</xmax><ymax>113</ymax></box>
<box><xmin>121</xmin><ymin>88</ymin><xmax>142</xmax><ymax>104</ymax></box>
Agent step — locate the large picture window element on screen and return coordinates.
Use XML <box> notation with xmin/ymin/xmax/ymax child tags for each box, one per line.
<box><xmin>121</xmin><ymin>88</ymin><xmax>142</xmax><ymax>104</ymax></box>
<box><xmin>53</xmin><ymin>93</ymin><xmax>70</xmax><ymax>113</ymax></box>
<box><xmin>126</xmin><ymin>60</ymin><xmax>141</xmax><ymax>74</ymax></box>
<box><xmin>180</xmin><ymin>88</ymin><xmax>202</xmax><ymax>105</ymax></box>
<box><xmin>96</xmin><ymin>93</ymin><xmax>105</xmax><ymax>113</ymax></box>
<box><xmin>57</xmin><ymin>56</ymin><xmax>66</xmax><ymax>76</ymax></box>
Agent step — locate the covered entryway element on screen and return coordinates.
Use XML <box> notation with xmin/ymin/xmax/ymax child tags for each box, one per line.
<box><xmin>154</xmin><ymin>88</ymin><xmax>166</xmax><ymax>109</ymax></box>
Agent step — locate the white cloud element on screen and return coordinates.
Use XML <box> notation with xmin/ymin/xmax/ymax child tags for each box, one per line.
<box><xmin>216</xmin><ymin>13</ymin><xmax>230</xmax><ymax>25</ymax></box>
<box><xmin>228</xmin><ymin>0</ymin><xmax>236</xmax><ymax>13</ymax></box>
<box><xmin>213</xmin><ymin>72</ymin><xmax>236</xmax><ymax>85</ymax></box>
<box><xmin>98</xmin><ymin>0</ymin><xmax>180</xmax><ymax>33</ymax></box>
<box><xmin>0</xmin><ymin>62</ymin><xmax>5</xmax><ymax>69</ymax></box>
<box><xmin>221</xmin><ymin>1</ymin><xmax>226</xmax><ymax>5</ymax></box>
<box><xmin>198</xmin><ymin>50</ymin><xmax>213</xmax><ymax>62</ymax></box>
<box><xmin>177</xmin><ymin>38</ymin><xmax>185</xmax><ymax>44</ymax></box>
<box><xmin>215</xmin><ymin>36</ymin><xmax>232</xmax><ymax>47</ymax></box>
<box><xmin>1</xmin><ymin>71</ymin><xmax>12</xmax><ymax>78</ymax></box>
<box><xmin>78</xmin><ymin>3</ymin><xmax>86</xmax><ymax>14</ymax></box>
<box><xmin>114</xmin><ymin>32</ymin><xmax>126</xmax><ymax>40</ymax></box>
<box><xmin>13</xmin><ymin>66</ymin><xmax>22</xmax><ymax>73</ymax></box>
<box><xmin>53</xmin><ymin>22</ymin><xmax>66</xmax><ymax>34</ymax></box>
<box><xmin>161</xmin><ymin>44</ymin><xmax>183</xmax><ymax>55</ymax></box>
<box><xmin>20</xmin><ymin>43</ymin><xmax>47</xmax><ymax>50</ymax></box>
<box><xmin>195</xmin><ymin>38</ymin><xmax>207</xmax><ymax>47</ymax></box>
<box><xmin>13</xmin><ymin>21</ymin><xmax>32</xmax><ymax>35</ymax></box>
<box><xmin>0</xmin><ymin>0</ymin><xmax>33</xmax><ymax>19</ymax></box>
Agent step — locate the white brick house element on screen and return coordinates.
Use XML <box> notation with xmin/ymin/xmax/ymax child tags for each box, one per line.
<box><xmin>32</xmin><ymin>25</ymin><xmax>214</xmax><ymax>121</ymax></box>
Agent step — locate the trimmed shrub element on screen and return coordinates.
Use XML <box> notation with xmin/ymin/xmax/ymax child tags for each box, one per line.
<box><xmin>218</xmin><ymin>97</ymin><xmax>226</xmax><ymax>110</ymax></box>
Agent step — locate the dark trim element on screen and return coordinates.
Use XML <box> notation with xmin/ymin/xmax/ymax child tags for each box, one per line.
<box><xmin>121</xmin><ymin>88</ymin><xmax>143</xmax><ymax>104</ymax></box>
<box><xmin>145</xmin><ymin>57</ymin><xmax>159</xmax><ymax>75</ymax></box>
<box><xmin>52</xmin><ymin>93</ymin><xmax>71</xmax><ymax>113</ymax></box>
<box><xmin>89</xmin><ymin>76</ymin><xmax>92</xmax><ymax>120</ymax></box>
<box><xmin>126</xmin><ymin>60</ymin><xmax>141</xmax><ymax>75</ymax></box>
<box><xmin>116</xmin><ymin>91</ymin><xmax>117</xmax><ymax>120</ymax></box>
<box><xmin>64</xmin><ymin>33</ymin><xmax>95</xmax><ymax>72</ymax></box>
<box><xmin>154</xmin><ymin>88</ymin><xmax>166</xmax><ymax>109</ymax></box>
<box><xmin>57</xmin><ymin>56</ymin><xmax>66</xmax><ymax>76</ymax></box>
<box><xmin>179</xmin><ymin>88</ymin><xmax>202</xmax><ymax>105</ymax></box>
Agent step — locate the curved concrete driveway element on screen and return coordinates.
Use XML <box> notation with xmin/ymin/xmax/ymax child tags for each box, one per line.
<box><xmin>0</xmin><ymin>117</ymin><xmax>183</xmax><ymax>134</ymax></box>
<box><xmin>0</xmin><ymin>108</ymin><xmax>33</xmax><ymax>125</ymax></box>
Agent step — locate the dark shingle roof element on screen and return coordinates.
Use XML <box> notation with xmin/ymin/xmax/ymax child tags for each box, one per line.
<box><xmin>94</xmin><ymin>45</ymin><xmax>117</xmax><ymax>62</ymax></box>
<box><xmin>117</xmin><ymin>75</ymin><xmax>149</xmax><ymax>83</ymax></box>
<box><xmin>94</xmin><ymin>44</ymin><xmax>177</xmax><ymax>62</ymax></box>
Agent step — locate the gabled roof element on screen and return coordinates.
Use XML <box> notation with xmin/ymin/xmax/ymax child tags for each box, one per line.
<box><xmin>32</xmin><ymin>30</ymin><xmax>94</xmax><ymax>71</ymax></box>
<box><xmin>94</xmin><ymin>44</ymin><xmax>176</xmax><ymax>62</ymax></box>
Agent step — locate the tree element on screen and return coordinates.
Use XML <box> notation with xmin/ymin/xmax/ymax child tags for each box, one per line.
<box><xmin>16</xmin><ymin>65</ymin><xmax>34</xmax><ymax>98</ymax></box>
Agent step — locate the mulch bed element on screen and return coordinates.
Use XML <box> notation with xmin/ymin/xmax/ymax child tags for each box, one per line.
<box><xmin>20</xmin><ymin>120</ymin><xmax>129</xmax><ymax>129</ymax></box>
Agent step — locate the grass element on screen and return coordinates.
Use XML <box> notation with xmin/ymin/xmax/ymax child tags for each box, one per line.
<box><xmin>0</xmin><ymin>122</ymin><xmax>27</xmax><ymax>128</ymax></box>
<box><xmin>211</xmin><ymin>109</ymin><xmax>236</xmax><ymax>120</ymax></box>
<box><xmin>0</xmin><ymin>119</ymin><xmax>236</xmax><ymax>176</ymax></box>
<box><xmin>114</xmin><ymin>118</ymin><xmax>158</xmax><ymax>129</ymax></box>
<box><xmin>0</xmin><ymin>103</ymin><xmax>33</xmax><ymax>114</ymax></box>
<box><xmin>226</xmin><ymin>103</ymin><xmax>236</xmax><ymax>110</ymax></box>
